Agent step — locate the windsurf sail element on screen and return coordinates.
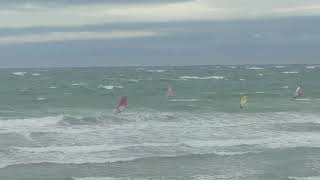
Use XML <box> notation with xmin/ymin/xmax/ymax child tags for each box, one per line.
<box><xmin>240</xmin><ymin>96</ymin><xmax>248</xmax><ymax>109</ymax></box>
<box><xmin>116</xmin><ymin>96</ymin><xmax>127</xmax><ymax>113</ymax></box>
<box><xmin>167</xmin><ymin>87</ymin><xmax>173</xmax><ymax>97</ymax></box>
<box><xmin>294</xmin><ymin>86</ymin><xmax>302</xmax><ymax>98</ymax></box>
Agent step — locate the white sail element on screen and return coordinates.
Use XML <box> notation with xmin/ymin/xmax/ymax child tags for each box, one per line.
<box><xmin>294</xmin><ymin>86</ymin><xmax>302</xmax><ymax>98</ymax></box>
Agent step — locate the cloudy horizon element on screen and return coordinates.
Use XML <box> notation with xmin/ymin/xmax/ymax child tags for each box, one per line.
<box><xmin>0</xmin><ymin>0</ymin><xmax>319</xmax><ymax>67</ymax></box>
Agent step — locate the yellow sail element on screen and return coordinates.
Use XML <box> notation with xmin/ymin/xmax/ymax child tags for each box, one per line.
<box><xmin>240</xmin><ymin>96</ymin><xmax>248</xmax><ymax>109</ymax></box>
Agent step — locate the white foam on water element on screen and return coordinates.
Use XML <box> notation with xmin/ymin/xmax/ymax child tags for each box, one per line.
<box><xmin>239</xmin><ymin>79</ymin><xmax>246</xmax><ymax>81</ymax></box>
<box><xmin>1</xmin><ymin>141</ymin><xmax>182</xmax><ymax>169</ymax></box>
<box><xmin>281</xmin><ymin>86</ymin><xmax>289</xmax><ymax>89</ymax></box>
<box><xmin>192</xmin><ymin>174</ymin><xmax>244</xmax><ymax>180</ymax></box>
<box><xmin>12</xmin><ymin>72</ymin><xmax>27</xmax><ymax>76</ymax></box>
<box><xmin>245</xmin><ymin>67</ymin><xmax>264</xmax><ymax>70</ymax></box>
<box><xmin>184</xmin><ymin>131</ymin><xmax>320</xmax><ymax>149</ymax></box>
<box><xmin>180</xmin><ymin>76</ymin><xmax>224</xmax><ymax>80</ymax></box>
<box><xmin>274</xmin><ymin>66</ymin><xmax>286</xmax><ymax>68</ymax></box>
<box><xmin>288</xmin><ymin>176</ymin><xmax>320</xmax><ymax>180</ymax></box>
<box><xmin>0</xmin><ymin>155</ymin><xmax>141</xmax><ymax>169</ymax></box>
<box><xmin>169</xmin><ymin>99</ymin><xmax>200</xmax><ymax>102</ymax></box>
<box><xmin>12</xmin><ymin>142</ymin><xmax>180</xmax><ymax>154</ymax></box>
<box><xmin>213</xmin><ymin>151</ymin><xmax>261</xmax><ymax>156</ymax></box>
<box><xmin>146</xmin><ymin>69</ymin><xmax>167</xmax><ymax>73</ymax></box>
<box><xmin>31</xmin><ymin>73</ymin><xmax>41</xmax><ymax>76</ymax></box>
<box><xmin>72</xmin><ymin>82</ymin><xmax>88</xmax><ymax>86</ymax></box>
<box><xmin>228</xmin><ymin>66</ymin><xmax>237</xmax><ymax>69</ymax></box>
<box><xmin>36</xmin><ymin>97</ymin><xmax>46</xmax><ymax>101</ymax></box>
<box><xmin>49</xmin><ymin>86</ymin><xmax>57</xmax><ymax>89</ymax></box>
<box><xmin>0</xmin><ymin>115</ymin><xmax>67</xmax><ymax>137</ymax></box>
<box><xmin>125</xmin><ymin>79</ymin><xmax>140</xmax><ymax>83</ymax></box>
<box><xmin>0</xmin><ymin>115</ymin><xmax>62</xmax><ymax>129</ymax></box>
<box><xmin>98</xmin><ymin>85</ymin><xmax>123</xmax><ymax>90</ymax></box>
<box><xmin>294</xmin><ymin>98</ymin><xmax>312</xmax><ymax>101</ymax></box>
<box><xmin>73</xmin><ymin>177</ymin><xmax>152</xmax><ymax>180</ymax></box>
<box><xmin>282</xmin><ymin>71</ymin><xmax>299</xmax><ymax>74</ymax></box>
<box><xmin>73</xmin><ymin>177</ymin><xmax>117</xmax><ymax>180</ymax></box>
<box><xmin>258</xmin><ymin>74</ymin><xmax>264</xmax><ymax>76</ymax></box>
<box><xmin>255</xmin><ymin>92</ymin><xmax>265</xmax><ymax>94</ymax></box>
<box><xmin>12</xmin><ymin>144</ymin><xmax>126</xmax><ymax>154</ymax></box>
<box><xmin>2</xmin><ymin>112</ymin><xmax>320</xmax><ymax>169</ymax></box>
<box><xmin>305</xmin><ymin>66</ymin><xmax>319</xmax><ymax>69</ymax></box>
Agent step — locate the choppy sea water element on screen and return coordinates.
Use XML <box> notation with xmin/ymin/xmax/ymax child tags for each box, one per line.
<box><xmin>0</xmin><ymin>65</ymin><xmax>320</xmax><ymax>180</ymax></box>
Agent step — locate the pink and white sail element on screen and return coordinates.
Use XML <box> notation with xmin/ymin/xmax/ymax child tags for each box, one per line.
<box><xmin>167</xmin><ymin>87</ymin><xmax>173</xmax><ymax>97</ymax></box>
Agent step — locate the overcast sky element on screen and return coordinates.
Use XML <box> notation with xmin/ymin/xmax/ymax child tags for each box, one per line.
<box><xmin>0</xmin><ymin>0</ymin><xmax>319</xmax><ymax>67</ymax></box>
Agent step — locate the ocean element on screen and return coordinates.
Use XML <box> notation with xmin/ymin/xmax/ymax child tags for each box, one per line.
<box><xmin>0</xmin><ymin>65</ymin><xmax>320</xmax><ymax>180</ymax></box>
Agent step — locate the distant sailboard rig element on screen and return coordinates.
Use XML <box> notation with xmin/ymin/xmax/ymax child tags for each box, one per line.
<box><xmin>167</xmin><ymin>87</ymin><xmax>173</xmax><ymax>97</ymax></box>
<box><xmin>240</xmin><ymin>96</ymin><xmax>248</xmax><ymax>109</ymax></box>
<box><xmin>116</xmin><ymin>96</ymin><xmax>127</xmax><ymax>113</ymax></box>
<box><xmin>294</xmin><ymin>85</ymin><xmax>302</xmax><ymax>98</ymax></box>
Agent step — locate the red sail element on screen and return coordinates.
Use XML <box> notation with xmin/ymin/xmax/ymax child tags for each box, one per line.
<box><xmin>117</xmin><ymin>96</ymin><xmax>127</xmax><ymax>112</ymax></box>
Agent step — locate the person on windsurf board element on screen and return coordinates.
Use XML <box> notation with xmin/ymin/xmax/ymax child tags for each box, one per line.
<box><xmin>167</xmin><ymin>87</ymin><xmax>173</xmax><ymax>97</ymax></box>
<box><xmin>116</xmin><ymin>96</ymin><xmax>127</xmax><ymax>113</ymax></box>
<box><xmin>293</xmin><ymin>85</ymin><xmax>302</xmax><ymax>98</ymax></box>
<box><xmin>240</xmin><ymin>96</ymin><xmax>248</xmax><ymax>110</ymax></box>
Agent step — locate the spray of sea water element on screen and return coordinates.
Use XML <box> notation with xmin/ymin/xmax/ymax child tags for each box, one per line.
<box><xmin>0</xmin><ymin>65</ymin><xmax>320</xmax><ymax>180</ymax></box>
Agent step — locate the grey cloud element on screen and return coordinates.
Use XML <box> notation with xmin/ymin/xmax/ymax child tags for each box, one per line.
<box><xmin>0</xmin><ymin>17</ymin><xmax>319</xmax><ymax>67</ymax></box>
<box><xmin>0</xmin><ymin>0</ymin><xmax>191</xmax><ymax>6</ymax></box>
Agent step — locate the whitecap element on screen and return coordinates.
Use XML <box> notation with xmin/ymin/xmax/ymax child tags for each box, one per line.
<box><xmin>169</xmin><ymin>99</ymin><xmax>200</xmax><ymax>102</ymax></box>
<box><xmin>294</xmin><ymin>98</ymin><xmax>312</xmax><ymax>101</ymax></box>
<box><xmin>239</xmin><ymin>79</ymin><xmax>246</xmax><ymax>81</ymax></box>
<box><xmin>98</xmin><ymin>85</ymin><xmax>123</xmax><ymax>90</ymax></box>
<box><xmin>0</xmin><ymin>115</ymin><xmax>63</xmax><ymax>132</ymax></box>
<box><xmin>274</xmin><ymin>65</ymin><xmax>285</xmax><ymax>68</ymax></box>
<box><xmin>12</xmin><ymin>142</ymin><xmax>179</xmax><ymax>154</ymax></box>
<box><xmin>36</xmin><ymin>97</ymin><xmax>46</xmax><ymax>101</ymax></box>
<box><xmin>245</xmin><ymin>67</ymin><xmax>264</xmax><ymax>70</ymax></box>
<box><xmin>288</xmin><ymin>176</ymin><xmax>320</xmax><ymax>180</ymax></box>
<box><xmin>281</xmin><ymin>86</ymin><xmax>289</xmax><ymax>89</ymax></box>
<box><xmin>1</xmin><ymin>142</ymin><xmax>182</xmax><ymax>169</ymax></box>
<box><xmin>180</xmin><ymin>76</ymin><xmax>224</xmax><ymax>80</ymax></box>
<box><xmin>213</xmin><ymin>151</ymin><xmax>261</xmax><ymax>156</ymax></box>
<box><xmin>12</xmin><ymin>72</ymin><xmax>27</xmax><ymax>76</ymax></box>
<box><xmin>305</xmin><ymin>66</ymin><xmax>317</xmax><ymax>69</ymax></box>
<box><xmin>146</xmin><ymin>69</ymin><xmax>167</xmax><ymax>73</ymax></box>
<box><xmin>73</xmin><ymin>177</ymin><xmax>153</xmax><ymax>180</ymax></box>
<box><xmin>49</xmin><ymin>86</ymin><xmax>57</xmax><ymax>89</ymax></box>
<box><xmin>72</xmin><ymin>83</ymin><xmax>88</xmax><ymax>86</ymax></box>
<box><xmin>282</xmin><ymin>71</ymin><xmax>299</xmax><ymax>74</ymax></box>
<box><xmin>184</xmin><ymin>131</ymin><xmax>320</xmax><ymax>149</ymax></box>
<box><xmin>31</xmin><ymin>73</ymin><xmax>41</xmax><ymax>76</ymax></box>
<box><xmin>125</xmin><ymin>79</ymin><xmax>140</xmax><ymax>83</ymax></box>
<box><xmin>258</xmin><ymin>74</ymin><xmax>264</xmax><ymax>76</ymax></box>
<box><xmin>73</xmin><ymin>177</ymin><xmax>128</xmax><ymax>180</ymax></box>
<box><xmin>228</xmin><ymin>66</ymin><xmax>237</xmax><ymax>69</ymax></box>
